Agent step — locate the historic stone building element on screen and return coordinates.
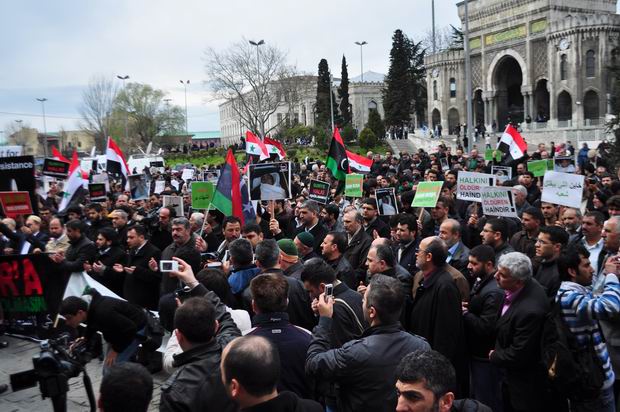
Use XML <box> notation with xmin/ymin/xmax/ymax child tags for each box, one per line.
<box><xmin>219</xmin><ymin>72</ymin><xmax>385</xmax><ymax>145</ymax></box>
<box><xmin>425</xmin><ymin>0</ymin><xmax>620</xmax><ymax>143</ymax></box>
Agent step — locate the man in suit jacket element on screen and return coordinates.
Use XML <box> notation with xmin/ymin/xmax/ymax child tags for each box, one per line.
<box><xmin>490</xmin><ymin>252</ymin><xmax>550</xmax><ymax>412</ymax></box>
<box><xmin>395</xmin><ymin>213</ymin><xmax>418</xmax><ymax>276</ymax></box>
<box><xmin>408</xmin><ymin>236</ymin><xmax>467</xmax><ymax>397</ymax></box>
<box><xmin>113</xmin><ymin>225</ymin><xmax>161</xmax><ymax>310</ymax></box>
<box><xmin>20</xmin><ymin>215</ymin><xmax>49</xmax><ymax>254</ymax></box>
<box><xmin>342</xmin><ymin>210</ymin><xmax>372</xmax><ymax>279</ymax></box>
<box><xmin>439</xmin><ymin>218</ymin><xmax>470</xmax><ymax>283</ymax></box>
<box><xmin>361</xmin><ymin>198</ymin><xmax>390</xmax><ymax>239</ymax></box>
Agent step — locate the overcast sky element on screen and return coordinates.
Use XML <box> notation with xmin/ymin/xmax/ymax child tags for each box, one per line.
<box><xmin>0</xmin><ymin>0</ymin><xmax>459</xmax><ymax>135</ymax></box>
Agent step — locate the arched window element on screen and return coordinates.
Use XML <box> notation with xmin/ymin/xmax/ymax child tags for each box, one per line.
<box><xmin>433</xmin><ymin>80</ymin><xmax>438</xmax><ymax>100</ymax></box>
<box><xmin>368</xmin><ymin>100</ymin><xmax>378</xmax><ymax>110</ymax></box>
<box><xmin>449</xmin><ymin>78</ymin><xmax>456</xmax><ymax>98</ymax></box>
<box><xmin>586</xmin><ymin>50</ymin><xmax>596</xmax><ymax>77</ymax></box>
<box><xmin>560</xmin><ymin>54</ymin><xmax>568</xmax><ymax>81</ymax></box>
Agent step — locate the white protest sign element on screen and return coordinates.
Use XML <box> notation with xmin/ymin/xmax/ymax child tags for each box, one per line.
<box><xmin>480</xmin><ymin>187</ymin><xmax>519</xmax><ymax>218</ymax></box>
<box><xmin>541</xmin><ymin>171</ymin><xmax>584</xmax><ymax>209</ymax></box>
<box><xmin>181</xmin><ymin>168</ymin><xmax>195</xmax><ymax>181</ymax></box>
<box><xmin>162</xmin><ymin>195</ymin><xmax>184</xmax><ymax>217</ymax></box>
<box><xmin>154</xmin><ymin>180</ymin><xmax>166</xmax><ymax>194</ymax></box>
<box><xmin>0</xmin><ymin>146</ymin><xmax>23</xmax><ymax>158</ymax></box>
<box><xmin>456</xmin><ymin>171</ymin><xmax>495</xmax><ymax>202</ymax></box>
<box><xmin>171</xmin><ymin>179</ymin><xmax>180</xmax><ymax>191</ymax></box>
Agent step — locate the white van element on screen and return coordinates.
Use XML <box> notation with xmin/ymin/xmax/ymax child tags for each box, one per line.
<box><xmin>127</xmin><ymin>154</ymin><xmax>165</xmax><ymax>174</ymax></box>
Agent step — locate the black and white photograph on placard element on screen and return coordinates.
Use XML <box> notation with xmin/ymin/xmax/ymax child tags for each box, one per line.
<box><xmin>440</xmin><ymin>157</ymin><xmax>450</xmax><ymax>172</ymax></box>
<box><xmin>375</xmin><ymin>187</ymin><xmax>398</xmax><ymax>216</ymax></box>
<box><xmin>491</xmin><ymin>166</ymin><xmax>512</xmax><ymax>184</ymax></box>
<box><xmin>248</xmin><ymin>162</ymin><xmax>291</xmax><ymax>201</ymax></box>
<box><xmin>128</xmin><ymin>174</ymin><xmax>149</xmax><ymax>200</ymax></box>
<box><xmin>554</xmin><ymin>156</ymin><xmax>576</xmax><ymax>173</ymax></box>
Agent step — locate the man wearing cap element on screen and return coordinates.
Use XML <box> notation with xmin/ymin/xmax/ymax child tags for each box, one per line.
<box><xmin>278</xmin><ymin>239</ymin><xmax>303</xmax><ymax>280</ymax></box>
<box><xmin>295</xmin><ymin>232</ymin><xmax>319</xmax><ymax>262</ymax></box>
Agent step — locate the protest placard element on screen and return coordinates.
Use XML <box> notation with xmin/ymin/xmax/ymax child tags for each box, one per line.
<box><xmin>191</xmin><ymin>181</ymin><xmax>215</xmax><ymax>209</ymax></box>
<box><xmin>0</xmin><ymin>191</ymin><xmax>33</xmax><ymax>217</ymax></box>
<box><xmin>154</xmin><ymin>180</ymin><xmax>166</xmax><ymax>194</ymax></box>
<box><xmin>554</xmin><ymin>156</ymin><xmax>576</xmax><ymax>173</ymax></box>
<box><xmin>163</xmin><ymin>195</ymin><xmax>184</xmax><ymax>217</ymax></box>
<box><xmin>541</xmin><ymin>171</ymin><xmax>584</xmax><ymax>209</ymax></box>
<box><xmin>308</xmin><ymin>179</ymin><xmax>331</xmax><ymax>204</ymax></box>
<box><xmin>527</xmin><ymin>159</ymin><xmax>551</xmax><ymax>177</ymax></box>
<box><xmin>0</xmin><ymin>146</ymin><xmax>23</xmax><ymax>158</ymax></box>
<box><xmin>88</xmin><ymin>183</ymin><xmax>107</xmax><ymax>201</ymax></box>
<box><xmin>411</xmin><ymin>181</ymin><xmax>444</xmax><ymax>208</ymax></box>
<box><xmin>480</xmin><ymin>187</ymin><xmax>519</xmax><ymax>218</ymax></box>
<box><xmin>0</xmin><ymin>254</ymin><xmax>50</xmax><ymax>316</ymax></box>
<box><xmin>0</xmin><ymin>156</ymin><xmax>37</xmax><ymax>214</ymax></box>
<box><xmin>248</xmin><ymin>162</ymin><xmax>292</xmax><ymax>201</ymax></box>
<box><xmin>456</xmin><ymin>171</ymin><xmax>495</xmax><ymax>202</ymax></box>
<box><xmin>484</xmin><ymin>149</ymin><xmax>502</xmax><ymax>162</ymax></box>
<box><xmin>375</xmin><ymin>188</ymin><xmax>398</xmax><ymax>215</ymax></box>
<box><xmin>492</xmin><ymin>166</ymin><xmax>512</xmax><ymax>184</ymax></box>
<box><xmin>440</xmin><ymin>158</ymin><xmax>450</xmax><ymax>171</ymax></box>
<box><xmin>181</xmin><ymin>168</ymin><xmax>195</xmax><ymax>181</ymax></box>
<box><xmin>345</xmin><ymin>174</ymin><xmax>363</xmax><ymax>197</ymax></box>
<box><xmin>42</xmin><ymin>158</ymin><xmax>70</xmax><ymax>178</ymax></box>
<box><xmin>128</xmin><ymin>175</ymin><xmax>149</xmax><ymax>200</ymax></box>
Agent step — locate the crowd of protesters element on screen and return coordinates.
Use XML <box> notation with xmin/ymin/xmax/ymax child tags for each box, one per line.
<box><xmin>2</xmin><ymin>137</ymin><xmax>620</xmax><ymax>412</ymax></box>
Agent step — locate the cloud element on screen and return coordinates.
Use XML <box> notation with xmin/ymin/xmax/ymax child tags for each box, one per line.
<box><xmin>1</xmin><ymin>0</ymin><xmax>459</xmax><ymax>132</ymax></box>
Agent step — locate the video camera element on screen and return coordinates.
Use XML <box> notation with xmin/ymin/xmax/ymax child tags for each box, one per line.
<box><xmin>9</xmin><ymin>333</ymin><xmax>101</xmax><ymax>412</ymax></box>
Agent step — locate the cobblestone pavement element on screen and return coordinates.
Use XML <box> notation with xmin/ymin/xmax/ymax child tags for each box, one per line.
<box><xmin>0</xmin><ymin>335</ymin><xmax>169</xmax><ymax>411</ymax></box>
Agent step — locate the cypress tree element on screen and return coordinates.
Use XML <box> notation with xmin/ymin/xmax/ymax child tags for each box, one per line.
<box><xmin>366</xmin><ymin>108</ymin><xmax>386</xmax><ymax>140</ymax></box>
<box><xmin>383</xmin><ymin>29</ymin><xmax>413</xmax><ymax>129</ymax></box>
<box><xmin>315</xmin><ymin>59</ymin><xmax>332</xmax><ymax>129</ymax></box>
<box><xmin>338</xmin><ymin>55</ymin><xmax>352</xmax><ymax>126</ymax></box>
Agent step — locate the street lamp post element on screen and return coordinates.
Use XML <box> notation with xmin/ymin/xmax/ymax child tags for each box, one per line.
<box><xmin>249</xmin><ymin>39</ymin><xmax>265</xmax><ymax>138</ymax></box>
<box><xmin>36</xmin><ymin>98</ymin><xmax>48</xmax><ymax>157</ymax></box>
<box><xmin>117</xmin><ymin>75</ymin><xmax>130</xmax><ymax>143</ymax></box>
<box><xmin>179</xmin><ymin>80</ymin><xmax>190</xmax><ymax>137</ymax></box>
<box><xmin>464</xmin><ymin>0</ymin><xmax>474</xmax><ymax>153</ymax></box>
<box><xmin>354</xmin><ymin>41</ymin><xmax>367</xmax><ymax>82</ymax></box>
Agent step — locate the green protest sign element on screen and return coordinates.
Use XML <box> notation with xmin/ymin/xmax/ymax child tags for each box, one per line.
<box><xmin>528</xmin><ymin>160</ymin><xmax>550</xmax><ymax>177</ymax></box>
<box><xmin>484</xmin><ymin>149</ymin><xmax>502</xmax><ymax>162</ymax></box>
<box><xmin>411</xmin><ymin>181</ymin><xmax>444</xmax><ymax>208</ymax></box>
<box><xmin>345</xmin><ymin>174</ymin><xmax>363</xmax><ymax>197</ymax></box>
<box><xmin>191</xmin><ymin>181</ymin><xmax>214</xmax><ymax>209</ymax></box>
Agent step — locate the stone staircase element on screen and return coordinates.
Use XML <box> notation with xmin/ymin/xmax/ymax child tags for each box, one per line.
<box><xmin>386</xmin><ymin>138</ymin><xmax>417</xmax><ymax>154</ymax></box>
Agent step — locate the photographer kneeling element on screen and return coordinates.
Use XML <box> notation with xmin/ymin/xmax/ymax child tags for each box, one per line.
<box><xmin>59</xmin><ymin>289</ymin><xmax>146</xmax><ymax>374</ymax></box>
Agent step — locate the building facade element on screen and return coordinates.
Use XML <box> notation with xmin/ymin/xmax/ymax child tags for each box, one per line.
<box><xmin>219</xmin><ymin>72</ymin><xmax>385</xmax><ymax>145</ymax></box>
<box><xmin>425</xmin><ymin>0</ymin><xmax>620</xmax><ymax>140</ymax></box>
<box><xmin>7</xmin><ymin>128</ymin><xmax>95</xmax><ymax>157</ymax></box>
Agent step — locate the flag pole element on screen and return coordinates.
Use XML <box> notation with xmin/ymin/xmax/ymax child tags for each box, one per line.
<box><xmin>199</xmin><ymin>204</ymin><xmax>211</xmax><ymax>238</ymax></box>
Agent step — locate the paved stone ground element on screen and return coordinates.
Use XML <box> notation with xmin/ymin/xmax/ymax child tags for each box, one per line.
<box><xmin>0</xmin><ymin>335</ymin><xmax>169</xmax><ymax>411</ymax></box>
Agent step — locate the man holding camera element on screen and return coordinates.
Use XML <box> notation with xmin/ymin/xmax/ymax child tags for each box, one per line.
<box><xmin>59</xmin><ymin>289</ymin><xmax>147</xmax><ymax>373</ymax></box>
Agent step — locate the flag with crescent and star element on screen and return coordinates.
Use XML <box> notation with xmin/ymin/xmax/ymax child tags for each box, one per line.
<box><xmin>325</xmin><ymin>128</ymin><xmax>349</xmax><ymax>181</ymax></box>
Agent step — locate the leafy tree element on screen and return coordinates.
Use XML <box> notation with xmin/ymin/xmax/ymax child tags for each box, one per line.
<box><xmin>315</xmin><ymin>59</ymin><xmax>333</xmax><ymax>129</ymax></box>
<box><xmin>115</xmin><ymin>83</ymin><xmax>185</xmax><ymax>148</ymax></box>
<box><xmin>366</xmin><ymin>108</ymin><xmax>385</xmax><ymax>140</ymax></box>
<box><xmin>338</xmin><ymin>55</ymin><xmax>352</xmax><ymax>126</ymax></box>
<box><xmin>449</xmin><ymin>25</ymin><xmax>464</xmax><ymax>50</ymax></box>
<box><xmin>311</xmin><ymin>126</ymin><xmax>330</xmax><ymax>149</ymax></box>
<box><xmin>341</xmin><ymin>124</ymin><xmax>357</xmax><ymax>144</ymax></box>
<box><xmin>359</xmin><ymin>127</ymin><xmax>377</xmax><ymax>149</ymax></box>
<box><xmin>605</xmin><ymin>60</ymin><xmax>620</xmax><ymax>166</ymax></box>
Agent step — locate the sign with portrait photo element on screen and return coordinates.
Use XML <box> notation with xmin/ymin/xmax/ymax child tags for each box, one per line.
<box><xmin>248</xmin><ymin>162</ymin><xmax>292</xmax><ymax>201</ymax></box>
<box><xmin>128</xmin><ymin>175</ymin><xmax>149</xmax><ymax>200</ymax></box>
<box><xmin>162</xmin><ymin>195</ymin><xmax>184</xmax><ymax>218</ymax></box>
<box><xmin>375</xmin><ymin>187</ymin><xmax>398</xmax><ymax>216</ymax></box>
<box><xmin>491</xmin><ymin>166</ymin><xmax>512</xmax><ymax>184</ymax></box>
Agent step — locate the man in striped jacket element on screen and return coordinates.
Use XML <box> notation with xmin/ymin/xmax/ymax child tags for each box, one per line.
<box><xmin>557</xmin><ymin>244</ymin><xmax>620</xmax><ymax>411</ymax></box>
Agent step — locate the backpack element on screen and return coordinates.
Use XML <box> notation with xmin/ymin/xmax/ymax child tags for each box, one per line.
<box><xmin>138</xmin><ymin>309</ymin><xmax>165</xmax><ymax>352</ymax></box>
<box><xmin>540</xmin><ymin>293</ymin><xmax>605</xmax><ymax>400</ymax></box>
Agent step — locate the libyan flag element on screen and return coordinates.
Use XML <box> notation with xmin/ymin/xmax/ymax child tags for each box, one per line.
<box><xmin>326</xmin><ymin>128</ymin><xmax>349</xmax><ymax>181</ymax></box>
<box><xmin>212</xmin><ymin>149</ymin><xmax>245</xmax><ymax>223</ymax></box>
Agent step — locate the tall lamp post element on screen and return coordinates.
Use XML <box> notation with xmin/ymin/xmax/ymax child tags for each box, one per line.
<box><xmin>463</xmin><ymin>0</ymin><xmax>474</xmax><ymax>153</ymax></box>
<box><xmin>117</xmin><ymin>75</ymin><xmax>130</xmax><ymax>142</ymax></box>
<box><xmin>179</xmin><ymin>80</ymin><xmax>190</xmax><ymax>137</ymax></box>
<box><xmin>163</xmin><ymin>98</ymin><xmax>172</xmax><ymax>135</ymax></box>
<box><xmin>354</xmin><ymin>41</ymin><xmax>367</xmax><ymax>82</ymax></box>
<box><xmin>36</xmin><ymin>98</ymin><xmax>48</xmax><ymax>157</ymax></box>
<box><xmin>249</xmin><ymin>39</ymin><xmax>265</xmax><ymax>138</ymax></box>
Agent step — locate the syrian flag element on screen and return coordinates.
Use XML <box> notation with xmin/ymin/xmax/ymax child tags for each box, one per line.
<box><xmin>346</xmin><ymin>150</ymin><xmax>373</xmax><ymax>174</ymax></box>
<box><xmin>326</xmin><ymin>128</ymin><xmax>349</xmax><ymax>181</ymax></box>
<box><xmin>52</xmin><ymin>146</ymin><xmax>70</xmax><ymax>163</ymax></box>
<box><xmin>212</xmin><ymin>149</ymin><xmax>246</xmax><ymax>224</ymax></box>
<box><xmin>59</xmin><ymin>150</ymin><xmax>84</xmax><ymax>212</ymax></box>
<box><xmin>106</xmin><ymin>137</ymin><xmax>130</xmax><ymax>190</ymax></box>
<box><xmin>497</xmin><ymin>125</ymin><xmax>527</xmax><ymax>160</ymax></box>
<box><xmin>245</xmin><ymin>131</ymin><xmax>269</xmax><ymax>160</ymax></box>
<box><xmin>264</xmin><ymin>136</ymin><xmax>286</xmax><ymax>160</ymax></box>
